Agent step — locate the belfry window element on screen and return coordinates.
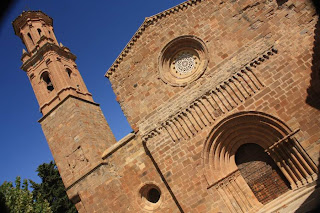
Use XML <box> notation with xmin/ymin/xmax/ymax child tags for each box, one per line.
<box><xmin>37</xmin><ymin>28</ymin><xmax>42</xmax><ymax>36</ymax></box>
<box><xmin>27</xmin><ymin>33</ymin><xmax>34</xmax><ymax>44</ymax></box>
<box><xmin>66</xmin><ymin>68</ymin><xmax>72</xmax><ymax>78</ymax></box>
<box><xmin>41</xmin><ymin>72</ymin><xmax>54</xmax><ymax>91</ymax></box>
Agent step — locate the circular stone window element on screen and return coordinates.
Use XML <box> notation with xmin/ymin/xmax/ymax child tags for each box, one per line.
<box><xmin>159</xmin><ymin>35</ymin><xmax>208</xmax><ymax>86</ymax></box>
<box><xmin>139</xmin><ymin>184</ymin><xmax>162</xmax><ymax>211</ymax></box>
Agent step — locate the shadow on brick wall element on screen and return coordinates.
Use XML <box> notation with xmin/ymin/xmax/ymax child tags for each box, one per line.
<box><xmin>143</xmin><ymin>141</ymin><xmax>185</xmax><ymax>213</ymax></box>
<box><xmin>306</xmin><ymin>0</ymin><xmax>320</xmax><ymax>110</ymax></box>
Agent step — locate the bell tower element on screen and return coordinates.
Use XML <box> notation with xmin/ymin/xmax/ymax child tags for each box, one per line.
<box><xmin>13</xmin><ymin>11</ymin><xmax>116</xmax><ymax>189</ymax></box>
<box><xmin>13</xmin><ymin>11</ymin><xmax>93</xmax><ymax>115</ymax></box>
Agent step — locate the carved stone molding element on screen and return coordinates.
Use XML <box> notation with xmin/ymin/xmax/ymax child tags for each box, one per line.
<box><xmin>142</xmin><ymin>47</ymin><xmax>277</xmax><ymax>143</ymax></box>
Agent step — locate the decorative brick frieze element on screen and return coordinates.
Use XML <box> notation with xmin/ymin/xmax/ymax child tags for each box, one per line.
<box><xmin>142</xmin><ymin>47</ymin><xmax>277</xmax><ymax>143</ymax></box>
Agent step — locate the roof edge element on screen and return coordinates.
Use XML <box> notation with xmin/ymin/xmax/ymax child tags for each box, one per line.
<box><xmin>105</xmin><ymin>0</ymin><xmax>203</xmax><ymax>78</ymax></box>
<box><xmin>12</xmin><ymin>10</ymin><xmax>53</xmax><ymax>36</ymax></box>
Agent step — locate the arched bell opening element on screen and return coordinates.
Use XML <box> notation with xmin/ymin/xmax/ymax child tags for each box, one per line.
<box><xmin>203</xmin><ymin>111</ymin><xmax>318</xmax><ymax>212</ymax></box>
<box><xmin>40</xmin><ymin>71</ymin><xmax>54</xmax><ymax>92</ymax></box>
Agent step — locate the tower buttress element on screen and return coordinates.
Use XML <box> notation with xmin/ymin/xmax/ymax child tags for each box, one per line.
<box><xmin>13</xmin><ymin>11</ymin><xmax>116</xmax><ymax>190</ymax></box>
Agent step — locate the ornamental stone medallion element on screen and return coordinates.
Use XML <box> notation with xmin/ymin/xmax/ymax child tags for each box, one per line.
<box><xmin>158</xmin><ymin>36</ymin><xmax>208</xmax><ymax>86</ymax></box>
<box><xmin>172</xmin><ymin>51</ymin><xmax>198</xmax><ymax>75</ymax></box>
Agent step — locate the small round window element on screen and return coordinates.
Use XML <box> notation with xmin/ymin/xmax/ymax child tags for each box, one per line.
<box><xmin>139</xmin><ymin>184</ymin><xmax>162</xmax><ymax>211</ymax></box>
<box><xmin>146</xmin><ymin>188</ymin><xmax>161</xmax><ymax>203</ymax></box>
<box><xmin>159</xmin><ymin>36</ymin><xmax>208</xmax><ymax>86</ymax></box>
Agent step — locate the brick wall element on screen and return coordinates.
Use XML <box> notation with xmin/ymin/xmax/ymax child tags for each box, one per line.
<box><xmin>42</xmin><ymin>0</ymin><xmax>320</xmax><ymax>212</ymax></box>
<box><xmin>40</xmin><ymin>96</ymin><xmax>116</xmax><ymax>188</ymax></box>
<box><xmin>101</xmin><ymin>0</ymin><xmax>320</xmax><ymax>212</ymax></box>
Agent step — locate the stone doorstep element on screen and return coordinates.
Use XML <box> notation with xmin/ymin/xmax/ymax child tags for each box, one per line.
<box><xmin>257</xmin><ymin>183</ymin><xmax>319</xmax><ymax>213</ymax></box>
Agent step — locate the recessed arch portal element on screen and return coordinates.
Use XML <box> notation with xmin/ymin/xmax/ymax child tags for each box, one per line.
<box><xmin>203</xmin><ymin>111</ymin><xmax>318</xmax><ymax>212</ymax></box>
<box><xmin>235</xmin><ymin>143</ymin><xmax>290</xmax><ymax>204</ymax></box>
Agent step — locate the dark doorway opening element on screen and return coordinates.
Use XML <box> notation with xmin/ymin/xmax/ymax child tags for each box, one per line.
<box><xmin>235</xmin><ymin>143</ymin><xmax>290</xmax><ymax>204</ymax></box>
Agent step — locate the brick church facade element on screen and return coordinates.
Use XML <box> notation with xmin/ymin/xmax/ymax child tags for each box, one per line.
<box><xmin>13</xmin><ymin>0</ymin><xmax>320</xmax><ymax>212</ymax></box>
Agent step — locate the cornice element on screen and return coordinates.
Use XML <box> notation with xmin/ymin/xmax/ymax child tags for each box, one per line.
<box><xmin>21</xmin><ymin>43</ymin><xmax>76</xmax><ymax>71</ymax></box>
<box><xmin>12</xmin><ymin>10</ymin><xmax>53</xmax><ymax>36</ymax></box>
<box><xmin>38</xmin><ymin>95</ymin><xmax>98</xmax><ymax>123</ymax></box>
<box><xmin>105</xmin><ymin>0</ymin><xmax>203</xmax><ymax>78</ymax></box>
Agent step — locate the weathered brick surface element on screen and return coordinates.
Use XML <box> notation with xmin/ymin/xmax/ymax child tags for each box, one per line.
<box><xmin>14</xmin><ymin>0</ymin><xmax>320</xmax><ymax>212</ymax></box>
<box><xmin>103</xmin><ymin>0</ymin><xmax>319</xmax><ymax>212</ymax></box>
<box><xmin>40</xmin><ymin>96</ymin><xmax>116</xmax><ymax>188</ymax></box>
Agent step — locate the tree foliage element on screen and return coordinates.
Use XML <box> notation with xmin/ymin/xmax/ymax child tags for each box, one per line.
<box><xmin>0</xmin><ymin>161</ymin><xmax>77</xmax><ymax>213</ymax></box>
<box><xmin>0</xmin><ymin>176</ymin><xmax>52</xmax><ymax>213</ymax></box>
<box><xmin>30</xmin><ymin>161</ymin><xmax>77</xmax><ymax>213</ymax></box>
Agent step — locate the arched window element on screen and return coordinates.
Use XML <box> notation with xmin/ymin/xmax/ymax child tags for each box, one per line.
<box><xmin>37</xmin><ymin>28</ymin><xmax>42</xmax><ymax>36</ymax></box>
<box><xmin>27</xmin><ymin>33</ymin><xmax>34</xmax><ymax>45</ymax></box>
<box><xmin>41</xmin><ymin>72</ymin><xmax>54</xmax><ymax>91</ymax></box>
<box><xmin>66</xmin><ymin>68</ymin><xmax>72</xmax><ymax>78</ymax></box>
<box><xmin>29</xmin><ymin>73</ymin><xmax>35</xmax><ymax>80</ymax></box>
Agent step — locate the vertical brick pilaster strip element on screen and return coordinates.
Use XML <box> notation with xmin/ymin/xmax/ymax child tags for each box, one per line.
<box><xmin>241</xmin><ymin>69</ymin><xmax>260</xmax><ymax>90</ymax></box>
<box><xmin>183</xmin><ymin>111</ymin><xmax>199</xmax><ymax>133</ymax></box>
<box><xmin>221</xmin><ymin>84</ymin><xmax>238</xmax><ymax>106</ymax></box>
<box><xmin>228</xmin><ymin>178</ymin><xmax>249</xmax><ymax>212</ymax></box>
<box><xmin>230</xmin><ymin>78</ymin><xmax>246</xmax><ymax>100</ymax></box>
<box><xmin>293</xmin><ymin>140</ymin><xmax>319</xmax><ymax>175</ymax></box>
<box><xmin>194</xmin><ymin>102</ymin><xmax>211</xmax><ymax>125</ymax></box>
<box><xmin>215</xmin><ymin>185</ymin><xmax>235</xmax><ymax>213</ymax></box>
<box><xmin>276</xmin><ymin>145</ymin><xmax>303</xmax><ymax>187</ymax></box>
<box><xmin>209</xmin><ymin>92</ymin><xmax>225</xmax><ymax>114</ymax></box>
<box><xmin>279</xmin><ymin>143</ymin><xmax>307</xmax><ymax>185</ymax></box>
<box><xmin>175</xmin><ymin>117</ymin><xmax>191</xmax><ymax>139</ymax></box>
<box><xmin>213</xmin><ymin>90</ymin><xmax>230</xmax><ymax>112</ymax></box>
<box><xmin>199</xmin><ymin>98</ymin><xmax>215</xmax><ymax>122</ymax></box>
<box><xmin>179</xmin><ymin>113</ymin><xmax>195</xmax><ymax>136</ymax></box>
<box><xmin>224</xmin><ymin>181</ymin><xmax>243</xmax><ymax>213</ymax></box>
<box><xmin>268</xmin><ymin>150</ymin><xmax>295</xmax><ymax>189</ymax></box>
<box><xmin>170</xmin><ymin>119</ymin><xmax>184</xmax><ymax>140</ymax></box>
<box><xmin>162</xmin><ymin>123</ymin><xmax>177</xmax><ymax>142</ymax></box>
<box><xmin>217</xmin><ymin>87</ymin><xmax>234</xmax><ymax>110</ymax></box>
<box><xmin>234</xmin><ymin>75</ymin><xmax>251</xmax><ymax>97</ymax></box>
<box><xmin>167</xmin><ymin>121</ymin><xmax>181</xmax><ymax>141</ymax></box>
<box><xmin>225</xmin><ymin>81</ymin><xmax>243</xmax><ymax>103</ymax></box>
<box><xmin>234</xmin><ymin>175</ymin><xmax>254</xmax><ymax>209</ymax></box>
<box><xmin>237</xmin><ymin>73</ymin><xmax>255</xmax><ymax>94</ymax></box>
<box><xmin>186</xmin><ymin>108</ymin><xmax>203</xmax><ymax>130</ymax></box>
<box><xmin>191</xmin><ymin>104</ymin><xmax>207</xmax><ymax>127</ymax></box>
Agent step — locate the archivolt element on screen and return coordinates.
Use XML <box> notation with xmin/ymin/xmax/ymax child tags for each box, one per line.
<box><xmin>202</xmin><ymin>111</ymin><xmax>317</xmax><ymax>188</ymax></box>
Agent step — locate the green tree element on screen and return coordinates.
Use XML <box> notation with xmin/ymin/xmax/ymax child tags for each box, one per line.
<box><xmin>30</xmin><ymin>161</ymin><xmax>77</xmax><ymax>213</ymax></box>
<box><xmin>0</xmin><ymin>188</ymin><xmax>8</xmax><ymax>213</ymax></box>
<box><xmin>0</xmin><ymin>176</ymin><xmax>51</xmax><ymax>213</ymax></box>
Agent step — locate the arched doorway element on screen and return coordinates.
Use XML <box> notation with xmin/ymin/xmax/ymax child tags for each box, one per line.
<box><xmin>235</xmin><ymin>143</ymin><xmax>290</xmax><ymax>204</ymax></box>
<box><xmin>203</xmin><ymin>111</ymin><xmax>318</xmax><ymax>212</ymax></box>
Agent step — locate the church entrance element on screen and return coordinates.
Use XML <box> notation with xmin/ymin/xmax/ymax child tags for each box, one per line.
<box><xmin>235</xmin><ymin>143</ymin><xmax>290</xmax><ymax>204</ymax></box>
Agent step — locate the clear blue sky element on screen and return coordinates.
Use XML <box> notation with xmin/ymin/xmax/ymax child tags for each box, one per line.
<box><xmin>0</xmin><ymin>0</ymin><xmax>185</xmax><ymax>184</ymax></box>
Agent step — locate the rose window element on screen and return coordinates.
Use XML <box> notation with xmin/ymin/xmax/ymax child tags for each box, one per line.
<box><xmin>170</xmin><ymin>50</ymin><xmax>200</xmax><ymax>77</ymax></box>
<box><xmin>159</xmin><ymin>36</ymin><xmax>208</xmax><ymax>86</ymax></box>
<box><xmin>174</xmin><ymin>52</ymin><xmax>195</xmax><ymax>74</ymax></box>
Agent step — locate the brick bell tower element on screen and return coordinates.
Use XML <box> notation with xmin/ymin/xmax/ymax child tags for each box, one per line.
<box><xmin>12</xmin><ymin>11</ymin><xmax>116</xmax><ymax>189</ymax></box>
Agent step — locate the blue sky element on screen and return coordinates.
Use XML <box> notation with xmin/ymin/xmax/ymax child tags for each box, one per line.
<box><xmin>0</xmin><ymin>0</ymin><xmax>185</xmax><ymax>184</ymax></box>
